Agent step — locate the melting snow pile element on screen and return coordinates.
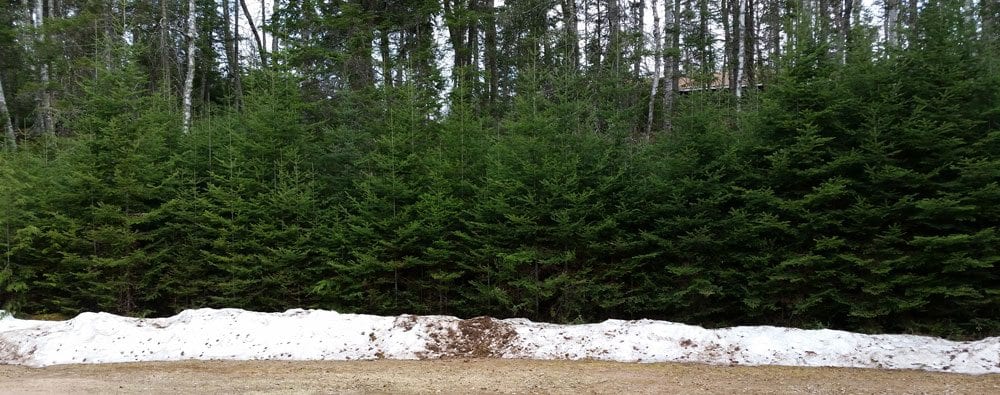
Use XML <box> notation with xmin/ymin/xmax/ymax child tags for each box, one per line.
<box><xmin>1</xmin><ymin>309</ymin><xmax>998</xmax><ymax>374</ymax></box>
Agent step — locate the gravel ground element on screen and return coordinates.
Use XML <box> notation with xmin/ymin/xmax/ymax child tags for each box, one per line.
<box><xmin>1</xmin><ymin>359</ymin><xmax>997</xmax><ymax>394</ymax></box>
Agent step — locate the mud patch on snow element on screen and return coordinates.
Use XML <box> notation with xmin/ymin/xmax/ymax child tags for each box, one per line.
<box><xmin>423</xmin><ymin>317</ymin><xmax>519</xmax><ymax>358</ymax></box>
<box><xmin>393</xmin><ymin>314</ymin><xmax>418</xmax><ymax>332</ymax></box>
<box><xmin>0</xmin><ymin>335</ymin><xmax>32</xmax><ymax>364</ymax></box>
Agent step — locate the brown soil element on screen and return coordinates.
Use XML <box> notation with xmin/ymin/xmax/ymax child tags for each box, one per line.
<box><xmin>421</xmin><ymin>316</ymin><xmax>519</xmax><ymax>358</ymax></box>
<box><xmin>1</xmin><ymin>359</ymin><xmax>997</xmax><ymax>394</ymax></box>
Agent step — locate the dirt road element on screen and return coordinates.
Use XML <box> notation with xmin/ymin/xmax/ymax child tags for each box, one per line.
<box><xmin>1</xmin><ymin>359</ymin><xmax>997</xmax><ymax>394</ymax></box>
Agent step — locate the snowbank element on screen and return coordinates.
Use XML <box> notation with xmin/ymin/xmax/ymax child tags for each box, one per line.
<box><xmin>1</xmin><ymin>309</ymin><xmax>997</xmax><ymax>374</ymax></box>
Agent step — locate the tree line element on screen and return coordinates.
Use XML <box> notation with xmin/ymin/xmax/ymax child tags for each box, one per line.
<box><xmin>1</xmin><ymin>1</ymin><xmax>998</xmax><ymax>339</ymax></box>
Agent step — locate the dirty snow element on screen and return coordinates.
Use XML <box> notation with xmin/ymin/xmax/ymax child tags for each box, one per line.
<box><xmin>0</xmin><ymin>309</ymin><xmax>997</xmax><ymax>374</ymax></box>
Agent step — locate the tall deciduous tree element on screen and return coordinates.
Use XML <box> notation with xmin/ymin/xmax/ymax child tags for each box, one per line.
<box><xmin>841</xmin><ymin>0</ymin><xmax>855</xmax><ymax>63</ymax></box>
<box><xmin>646</xmin><ymin>0</ymin><xmax>661</xmax><ymax>139</ymax></box>
<box><xmin>223</xmin><ymin>0</ymin><xmax>243</xmax><ymax>106</ymax></box>
<box><xmin>484</xmin><ymin>0</ymin><xmax>499</xmax><ymax>108</ymax></box>
<box><xmin>158</xmin><ymin>0</ymin><xmax>171</xmax><ymax>94</ymax></box>
<box><xmin>181</xmin><ymin>0</ymin><xmax>196</xmax><ymax>134</ymax></box>
<box><xmin>743</xmin><ymin>0</ymin><xmax>756</xmax><ymax>88</ymax></box>
<box><xmin>734</xmin><ymin>0</ymin><xmax>746</xmax><ymax>99</ymax></box>
<box><xmin>886</xmin><ymin>0</ymin><xmax>900</xmax><ymax>47</ymax></box>
<box><xmin>607</xmin><ymin>0</ymin><xmax>624</xmax><ymax>71</ymax></box>
<box><xmin>662</xmin><ymin>0</ymin><xmax>679</xmax><ymax>133</ymax></box>
<box><xmin>0</xmin><ymin>77</ymin><xmax>14</xmax><ymax>150</ymax></box>
<box><xmin>34</xmin><ymin>0</ymin><xmax>52</xmax><ymax>135</ymax></box>
<box><xmin>762</xmin><ymin>0</ymin><xmax>782</xmax><ymax>68</ymax></box>
<box><xmin>271</xmin><ymin>0</ymin><xmax>279</xmax><ymax>52</ymax></box>
<box><xmin>561</xmin><ymin>0</ymin><xmax>580</xmax><ymax>69</ymax></box>
<box><xmin>444</xmin><ymin>0</ymin><xmax>470</xmax><ymax>95</ymax></box>
<box><xmin>239</xmin><ymin>0</ymin><xmax>266</xmax><ymax>67</ymax></box>
<box><xmin>632</xmin><ymin>0</ymin><xmax>646</xmax><ymax>78</ymax></box>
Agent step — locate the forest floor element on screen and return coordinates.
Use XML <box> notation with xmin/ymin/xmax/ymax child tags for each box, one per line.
<box><xmin>1</xmin><ymin>359</ymin><xmax>998</xmax><ymax>394</ymax></box>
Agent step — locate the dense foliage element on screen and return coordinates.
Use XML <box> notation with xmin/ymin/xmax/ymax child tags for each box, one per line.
<box><xmin>1</xmin><ymin>1</ymin><xmax>998</xmax><ymax>339</ymax></box>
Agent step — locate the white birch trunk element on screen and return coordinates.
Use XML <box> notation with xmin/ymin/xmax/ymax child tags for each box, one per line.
<box><xmin>0</xmin><ymin>78</ymin><xmax>15</xmax><ymax>150</ymax></box>
<box><xmin>645</xmin><ymin>0</ymin><xmax>662</xmax><ymax>140</ymax></box>
<box><xmin>735</xmin><ymin>0</ymin><xmax>745</xmax><ymax>100</ymax></box>
<box><xmin>886</xmin><ymin>0</ymin><xmax>900</xmax><ymax>48</ymax></box>
<box><xmin>34</xmin><ymin>0</ymin><xmax>53</xmax><ymax>135</ymax></box>
<box><xmin>182</xmin><ymin>0</ymin><xmax>197</xmax><ymax>134</ymax></box>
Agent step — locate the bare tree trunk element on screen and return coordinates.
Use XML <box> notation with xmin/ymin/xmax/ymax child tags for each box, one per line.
<box><xmin>587</xmin><ymin>0</ymin><xmax>601</xmax><ymax>69</ymax></box>
<box><xmin>0</xmin><ymin>78</ymin><xmax>15</xmax><ymax>151</ymax></box>
<box><xmin>663</xmin><ymin>0</ymin><xmax>678</xmax><ymax>133</ymax></box>
<box><xmin>766</xmin><ymin>0</ymin><xmax>781</xmax><ymax>67</ymax></box>
<box><xmin>20</xmin><ymin>0</ymin><xmax>34</xmax><ymax>63</ymax></box>
<box><xmin>271</xmin><ymin>0</ymin><xmax>279</xmax><ymax>52</ymax></box>
<box><xmin>800</xmin><ymin>0</ymin><xmax>812</xmax><ymax>46</ymax></box>
<box><xmin>47</xmin><ymin>0</ymin><xmax>58</xmax><ymax>94</ymax></box>
<box><xmin>582</xmin><ymin>0</ymin><xmax>589</xmax><ymax>68</ymax></box>
<box><xmin>182</xmin><ymin>0</ymin><xmax>197</xmax><ymax>134</ymax></box>
<box><xmin>841</xmin><ymin>0</ymin><xmax>854</xmax><ymax>63</ymax></box>
<box><xmin>261</xmin><ymin>0</ymin><xmax>267</xmax><ymax>54</ymax></box>
<box><xmin>234</xmin><ymin>0</ymin><xmax>240</xmax><ymax>57</ymax></box>
<box><xmin>160</xmin><ymin>0</ymin><xmax>171</xmax><ymax>94</ymax></box>
<box><xmin>200</xmin><ymin>49</ymin><xmax>209</xmax><ymax>104</ymax></box>
<box><xmin>379</xmin><ymin>29</ymin><xmax>393</xmax><ymax>88</ymax></box>
<box><xmin>755</xmin><ymin>2</ymin><xmax>764</xmax><ymax>74</ymax></box>
<box><xmin>734</xmin><ymin>0</ymin><xmax>745</xmax><ymax>99</ymax></box>
<box><xmin>744</xmin><ymin>0</ymin><xmax>755</xmax><ymax>88</ymax></box>
<box><xmin>722</xmin><ymin>0</ymin><xmax>731</xmax><ymax>90</ymax></box>
<box><xmin>607</xmin><ymin>0</ymin><xmax>622</xmax><ymax>71</ymax></box>
<box><xmin>646</xmin><ymin>0</ymin><xmax>662</xmax><ymax>140</ymax></box>
<box><xmin>239</xmin><ymin>0</ymin><xmax>266</xmax><ymax>67</ymax></box>
<box><xmin>698</xmin><ymin>0</ymin><xmax>711</xmax><ymax>83</ymax></box>
<box><xmin>34</xmin><ymin>0</ymin><xmax>53</xmax><ymax>136</ymax></box>
<box><xmin>484</xmin><ymin>0</ymin><xmax>499</xmax><ymax>108</ymax></box>
<box><xmin>634</xmin><ymin>0</ymin><xmax>645</xmax><ymax>77</ymax></box>
<box><xmin>885</xmin><ymin>0</ymin><xmax>900</xmax><ymax>48</ymax></box>
<box><xmin>785</xmin><ymin>0</ymin><xmax>796</xmax><ymax>55</ymax></box>
<box><xmin>817</xmin><ymin>0</ymin><xmax>829</xmax><ymax>41</ymax></box>
<box><xmin>444</xmin><ymin>0</ymin><xmax>468</xmax><ymax>92</ymax></box>
<box><xmin>223</xmin><ymin>0</ymin><xmax>243</xmax><ymax>107</ymax></box>
<box><xmin>396</xmin><ymin>31</ymin><xmax>407</xmax><ymax>87</ymax></box>
<box><xmin>468</xmin><ymin>0</ymin><xmax>481</xmax><ymax>96</ymax></box>
<box><xmin>561</xmin><ymin>0</ymin><xmax>580</xmax><ymax>69</ymax></box>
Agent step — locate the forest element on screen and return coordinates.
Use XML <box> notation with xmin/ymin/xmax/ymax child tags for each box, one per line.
<box><xmin>0</xmin><ymin>0</ymin><xmax>997</xmax><ymax>339</ymax></box>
